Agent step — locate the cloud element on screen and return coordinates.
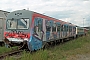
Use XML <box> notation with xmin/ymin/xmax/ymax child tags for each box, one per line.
<box><xmin>44</xmin><ymin>10</ymin><xmax>75</xmax><ymax>19</ymax></box>
<box><xmin>0</xmin><ymin>0</ymin><xmax>90</xmax><ymax>27</ymax></box>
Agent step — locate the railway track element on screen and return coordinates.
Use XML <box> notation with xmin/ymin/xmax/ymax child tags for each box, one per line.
<box><xmin>0</xmin><ymin>38</ymin><xmax>28</xmax><ymax>59</ymax></box>
<box><xmin>0</xmin><ymin>49</ymin><xmax>23</xmax><ymax>60</ymax></box>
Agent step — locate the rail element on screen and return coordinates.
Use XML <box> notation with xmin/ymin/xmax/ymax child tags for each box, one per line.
<box><xmin>0</xmin><ymin>49</ymin><xmax>23</xmax><ymax>59</ymax></box>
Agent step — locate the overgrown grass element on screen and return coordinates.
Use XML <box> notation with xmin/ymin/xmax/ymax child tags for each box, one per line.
<box><xmin>0</xmin><ymin>46</ymin><xmax>18</xmax><ymax>55</ymax></box>
<box><xmin>20</xmin><ymin>50</ymin><xmax>48</xmax><ymax>60</ymax></box>
<box><xmin>5</xmin><ymin>33</ymin><xmax>90</xmax><ymax>60</ymax></box>
<box><xmin>5</xmin><ymin>56</ymin><xmax>16</xmax><ymax>60</ymax></box>
<box><xmin>0</xmin><ymin>47</ymin><xmax>12</xmax><ymax>54</ymax></box>
<box><xmin>5</xmin><ymin>50</ymin><xmax>48</xmax><ymax>60</ymax></box>
<box><xmin>47</xmin><ymin>35</ymin><xmax>90</xmax><ymax>60</ymax></box>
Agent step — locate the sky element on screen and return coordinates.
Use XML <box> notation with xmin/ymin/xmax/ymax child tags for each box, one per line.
<box><xmin>0</xmin><ymin>0</ymin><xmax>90</xmax><ymax>27</ymax></box>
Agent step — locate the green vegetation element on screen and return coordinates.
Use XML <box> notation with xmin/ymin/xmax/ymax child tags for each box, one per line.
<box><xmin>5</xmin><ymin>50</ymin><xmax>48</xmax><ymax>60</ymax></box>
<box><xmin>0</xmin><ymin>47</ymin><xmax>12</xmax><ymax>54</ymax></box>
<box><xmin>20</xmin><ymin>50</ymin><xmax>48</xmax><ymax>60</ymax></box>
<box><xmin>5</xmin><ymin>33</ymin><xmax>90</xmax><ymax>60</ymax></box>
<box><xmin>0</xmin><ymin>46</ymin><xmax>18</xmax><ymax>54</ymax></box>
<box><xmin>88</xmin><ymin>30</ymin><xmax>90</xmax><ymax>34</ymax></box>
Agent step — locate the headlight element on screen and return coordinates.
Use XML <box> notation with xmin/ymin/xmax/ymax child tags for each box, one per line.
<box><xmin>24</xmin><ymin>38</ymin><xmax>28</xmax><ymax>41</ymax></box>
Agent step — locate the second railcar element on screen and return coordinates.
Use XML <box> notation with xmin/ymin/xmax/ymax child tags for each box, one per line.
<box><xmin>76</xmin><ymin>27</ymin><xmax>85</xmax><ymax>37</ymax></box>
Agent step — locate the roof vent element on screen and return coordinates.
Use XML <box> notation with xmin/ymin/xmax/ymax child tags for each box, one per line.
<box><xmin>23</xmin><ymin>9</ymin><xmax>26</xmax><ymax>10</ymax></box>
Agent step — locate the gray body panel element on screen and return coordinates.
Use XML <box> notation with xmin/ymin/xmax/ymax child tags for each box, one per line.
<box><xmin>0</xmin><ymin>10</ymin><xmax>9</xmax><ymax>42</ymax></box>
<box><xmin>6</xmin><ymin>10</ymin><xmax>33</xmax><ymax>33</ymax></box>
<box><xmin>7</xmin><ymin>10</ymin><xmax>33</xmax><ymax>19</ymax></box>
<box><xmin>0</xmin><ymin>18</ymin><xmax>5</xmax><ymax>41</ymax></box>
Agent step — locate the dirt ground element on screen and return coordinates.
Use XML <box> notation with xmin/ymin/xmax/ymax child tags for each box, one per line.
<box><xmin>68</xmin><ymin>46</ymin><xmax>90</xmax><ymax>60</ymax></box>
<box><xmin>69</xmin><ymin>53</ymin><xmax>90</xmax><ymax>60</ymax></box>
<box><xmin>66</xmin><ymin>40</ymin><xmax>90</xmax><ymax>60</ymax></box>
<box><xmin>75</xmin><ymin>54</ymin><xmax>90</xmax><ymax>60</ymax></box>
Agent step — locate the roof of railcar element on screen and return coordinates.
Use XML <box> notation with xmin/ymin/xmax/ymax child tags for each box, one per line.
<box><xmin>0</xmin><ymin>10</ymin><xmax>10</xmax><ymax>13</ymax></box>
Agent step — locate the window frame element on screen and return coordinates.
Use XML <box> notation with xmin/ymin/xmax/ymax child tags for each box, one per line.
<box><xmin>6</xmin><ymin>18</ymin><xmax>30</xmax><ymax>30</ymax></box>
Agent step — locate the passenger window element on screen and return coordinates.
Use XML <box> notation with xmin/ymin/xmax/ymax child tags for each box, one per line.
<box><xmin>38</xmin><ymin>20</ymin><xmax>42</xmax><ymax>32</ymax></box>
<box><xmin>61</xmin><ymin>25</ymin><xmax>63</xmax><ymax>31</ymax></box>
<box><xmin>34</xmin><ymin>17</ymin><xmax>42</xmax><ymax>32</ymax></box>
<box><xmin>64</xmin><ymin>25</ymin><xmax>67</xmax><ymax>32</ymax></box>
<box><xmin>52</xmin><ymin>23</ymin><xmax>56</xmax><ymax>32</ymax></box>
<box><xmin>46</xmin><ymin>20</ymin><xmax>51</xmax><ymax>32</ymax></box>
<box><xmin>57</xmin><ymin>24</ymin><xmax>60</xmax><ymax>32</ymax></box>
<box><xmin>64</xmin><ymin>25</ymin><xmax>66</xmax><ymax>31</ymax></box>
<box><xmin>71</xmin><ymin>26</ymin><xmax>72</xmax><ymax>31</ymax></box>
<box><xmin>69</xmin><ymin>26</ymin><xmax>71</xmax><ymax>32</ymax></box>
<box><xmin>69</xmin><ymin>26</ymin><xmax>72</xmax><ymax>32</ymax></box>
<box><xmin>67</xmin><ymin>26</ymin><xmax>68</xmax><ymax>31</ymax></box>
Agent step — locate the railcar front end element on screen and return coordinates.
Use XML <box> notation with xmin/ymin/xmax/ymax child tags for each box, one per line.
<box><xmin>4</xmin><ymin>10</ymin><xmax>43</xmax><ymax>51</ymax></box>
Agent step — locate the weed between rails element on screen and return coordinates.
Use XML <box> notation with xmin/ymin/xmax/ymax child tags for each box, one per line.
<box><xmin>0</xmin><ymin>46</ymin><xmax>18</xmax><ymax>55</ymax></box>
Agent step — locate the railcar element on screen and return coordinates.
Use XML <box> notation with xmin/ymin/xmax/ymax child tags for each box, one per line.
<box><xmin>0</xmin><ymin>10</ymin><xmax>10</xmax><ymax>46</ymax></box>
<box><xmin>76</xmin><ymin>26</ymin><xmax>85</xmax><ymax>37</ymax></box>
<box><xmin>4</xmin><ymin>9</ymin><xmax>76</xmax><ymax>51</ymax></box>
